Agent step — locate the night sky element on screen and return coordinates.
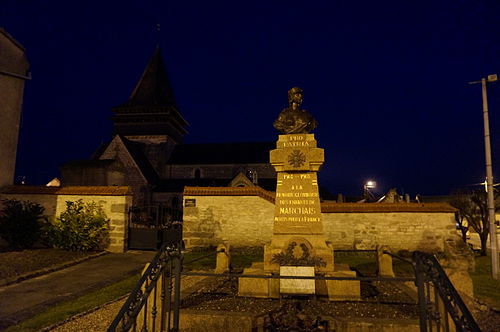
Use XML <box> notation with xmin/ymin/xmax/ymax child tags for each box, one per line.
<box><xmin>2</xmin><ymin>0</ymin><xmax>500</xmax><ymax>197</ymax></box>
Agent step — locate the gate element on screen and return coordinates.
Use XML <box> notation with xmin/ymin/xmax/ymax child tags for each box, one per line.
<box><xmin>128</xmin><ymin>205</ymin><xmax>182</xmax><ymax>250</ymax></box>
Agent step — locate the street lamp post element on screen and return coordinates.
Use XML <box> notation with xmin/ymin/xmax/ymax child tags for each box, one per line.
<box><xmin>363</xmin><ymin>180</ymin><xmax>376</xmax><ymax>201</ymax></box>
<box><xmin>470</xmin><ymin>74</ymin><xmax>499</xmax><ymax>279</ymax></box>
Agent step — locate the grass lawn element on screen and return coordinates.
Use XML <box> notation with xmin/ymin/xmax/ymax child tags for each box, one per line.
<box><xmin>334</xmin><ymin>250</ymin><xmax>415</xmax><ymax>276</ymax></box>
<box><xmin>182</xmin><ymin>248</ymin><xmax>417</xmax><ymax>276</ymax></box>
<box><xmin>0</xmin><ymin>248</ymin><xmax>98</xmax><ymax>281</ymax></box>
<box><xmin>470</xmin><ymin>255</ymin><xmax>500</xmax><ymax>308</ymax></box>
<box><xmin>4</xmin><ymin>273</ymin><xmax>140</xmax><ymax>332</ymax></box>
<box><xmin>183</xmin><ymin>246</ymin><xmax>264</xmax><ymax>270</ymax></box>
<box><xmin>183</xmin><ymin>249</ymin><xmax>217</xmax><ymax>270</ymax></box>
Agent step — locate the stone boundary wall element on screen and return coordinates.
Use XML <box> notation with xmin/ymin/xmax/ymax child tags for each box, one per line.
<box><xmin>0</xmin><ymin>186</ymin><xmax>132</xmax><ymax>253</ymax></box>
<box><xmin>183</xmin><ymin>187</ymin><xmax>458</xmax><ymax>251</ymax></box>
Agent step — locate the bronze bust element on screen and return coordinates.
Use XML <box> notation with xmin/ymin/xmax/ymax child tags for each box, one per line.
<box><xmin>273</xmin><ymin>87</ymin><xmax>317</xmax><ymax>134</ymax></box>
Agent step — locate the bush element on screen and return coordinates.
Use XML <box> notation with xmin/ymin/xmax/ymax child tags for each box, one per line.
<box><xmin>48</xmin><ymin>200</ymin><xmax>109</xmax><ymax>251</ymax></box>
<box><xmin>0</xmin><ymin>199</ymin><xmax>47</xmax><ymax>249</ymax></box>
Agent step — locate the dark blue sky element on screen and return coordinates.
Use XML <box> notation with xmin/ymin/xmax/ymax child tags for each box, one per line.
<box><xmin>2</xmin><ymin>0</ymin><xmax>500</xmax><ymax>196</ymax></box>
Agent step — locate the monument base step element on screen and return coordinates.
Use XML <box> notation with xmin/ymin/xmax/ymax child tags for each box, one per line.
<box><xmin>237</xmin><ymin>262</ymin><xmax>360</xmax><ymax>301</ymax></box>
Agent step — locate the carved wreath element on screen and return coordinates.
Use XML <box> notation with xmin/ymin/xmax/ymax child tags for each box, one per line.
<box><xmin>271</xmin><ymin>241</ymin><xmax>326</xmax><ymax>267</ymax></box>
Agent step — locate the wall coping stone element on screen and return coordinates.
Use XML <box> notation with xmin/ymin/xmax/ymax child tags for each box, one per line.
<box><xmin>183</xmin><ymin>186</ymin><xmax>456</xmax><ymax>213</ymax></box>
<box><xmin>184</xmin><ymin>186</ymin><xmax>276</xmax><ymax>203</ymax></box>
<box><xmin>1</xmin><ymin>185</ymin><xmax>132</xmax><ymax>196</ymax></box>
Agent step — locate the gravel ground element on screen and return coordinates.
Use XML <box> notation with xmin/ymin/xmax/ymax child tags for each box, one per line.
<box><xmin>181</xmin><ymin>278</ymin><xmax>419</xmax><ymax>319</ymax></box>
<box><xmin>474</xmin><ymin>309</ymin><xmax>500</xmax><ymax>332</ymax></box>
<box><xmin>47</xmin><ymin>275</ymin><xmax>500</xmax><ymax>332</ymax></box>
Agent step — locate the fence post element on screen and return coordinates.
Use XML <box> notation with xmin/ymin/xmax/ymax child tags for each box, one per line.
<box><xmin>414</xmin><ymin>255</ymin><xmax>429</xmax><ymax>332</ymax></box>
<box><xmin>171</xmin><ymin>245</ymin><xmax>183</xmax><ymax>332</ymax></box>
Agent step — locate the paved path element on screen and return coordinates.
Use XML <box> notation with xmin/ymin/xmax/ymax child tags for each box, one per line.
<box><xmin>49</xmin><ymin>275</ymin><xmax>208</xmax><ymax>332</ymax></box>
<box><xmin>0</xmin><ymin>251</ymin><xmax>155</xmax><ymax>330</ymax></box>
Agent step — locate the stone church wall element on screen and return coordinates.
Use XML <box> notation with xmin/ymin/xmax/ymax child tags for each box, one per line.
<box><xmin>99</xmin><ymin>139</ymin><xmax>150</xmax><ymax>205</ymax></box>
<box><xmin>183</xmin><ymin>190</ymin><xmax>458</xmax><ymax>252</ymax></box>
<box><xmin>166</xmin><ymin>164</ymin><xmax>276</xmax><ymax>180</ymax></box>
<box><xmin>0</xmin><ymin>186</ymin><xmax>131</xmax><ymax>253</ymax></box>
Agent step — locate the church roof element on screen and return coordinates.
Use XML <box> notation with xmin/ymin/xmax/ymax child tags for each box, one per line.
<box><xmin>90</xmin><ymin>135</ymin><xmax>160</xmax><ymax>184</ymax></box>
<box><xmin>167</xmin><ymin>142</ymin><xmax>275</xmax><ymax>164</ymax></box>
<box><xmin>154</xmin><ymin>177</ymin><xmax>277</xmax><ymax>193</ymax></box>
<box><xmin>61</xmin><ymin>159</ymin><xmax>115</xmax><ymax>168</ymax></box>
<box><xmin>114</xmin><ymin>136</ymin><xmax>160</xmax><ymax>184</ymax></box>
<box><xmin>0</xmin><ymin>28</ymin><xmax>26</xmax><ymax>52</ymax></box>
<box><xmin>122</xmin><ymin>46</ymin><xmax>177</xmax><ymax>108</ymax></box>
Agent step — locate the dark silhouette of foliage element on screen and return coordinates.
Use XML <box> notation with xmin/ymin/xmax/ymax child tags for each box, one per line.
<box><xmin>0</xmin><ymin>199</ymin><xmax>47</xmax><ymax>249</ymax></box>
<box><xmin>450</xmin><ymin>189</ymin><xmax>500</xmax><ymax>256</ymax></box>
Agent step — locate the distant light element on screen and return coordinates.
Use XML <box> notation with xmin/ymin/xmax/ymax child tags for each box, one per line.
<box><xmin>365</xmin><ymin>180</ymin><xmax>376</xmax><ymax>189</ymax></box>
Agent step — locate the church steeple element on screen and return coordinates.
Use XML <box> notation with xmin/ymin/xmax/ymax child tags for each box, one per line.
<box><xmin>112</xmin><ymin>46</ymin><xmax>188</xmax><ymax>144</ymax></box>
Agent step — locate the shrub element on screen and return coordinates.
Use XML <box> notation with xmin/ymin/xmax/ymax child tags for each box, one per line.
<box><xmin>48</xmin><ymin>200</ymin><xmax>109</xmax><ymax>251</ymax></box>
<box><xmin>0</xmin><ymin>199</ymin><xmax>47</xmax><ymax>249</ymax></box>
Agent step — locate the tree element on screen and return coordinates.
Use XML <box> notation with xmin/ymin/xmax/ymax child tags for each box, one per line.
<box><xmin>0</xmin><ymin>199</ymin><xmax>47</xmax><ymax>249</ymax></box>
<box><xmin>450</xmin><ymin>191</ymin><xmax>471</xmax><ymax>244</ymax></box>
<box><xmin>450</xmin><ymin>189</ymin><xmax>500</xmax><ymax>256</ymax></box>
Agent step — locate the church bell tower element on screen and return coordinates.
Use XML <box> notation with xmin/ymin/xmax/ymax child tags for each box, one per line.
<box><xmin>112</xmin><ymin>46</ymin><xmax>188</xmax><ymax>145</ymax></box>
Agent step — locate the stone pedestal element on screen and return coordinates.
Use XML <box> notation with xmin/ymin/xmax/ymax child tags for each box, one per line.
<box><xmin>315</xmin><ymin>264</ymin><xmax>361</xmax><ymax>301</ymax></box>
<box><xmin>238</xmin><ymin>133</ymin><xmax>359</xmax><ymax>300</ymax></box>
<box><xmin>280</xmin><ymin>266</ymin><xmax>315</xmax><ymax>295</ymax></box>
<box><xmin>238</xmin><ymin>262</ymin><xmax>279</xmax><ymax>298</ymax></box>
<box><xmin>264</xmin><ymin>134</ymin><xmax>334</xmax><ymax>273</ymax></box>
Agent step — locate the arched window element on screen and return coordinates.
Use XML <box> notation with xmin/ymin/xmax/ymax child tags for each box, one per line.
<box><xmin>194</xmin><ymin>169</ymin><xmax>201</xmax><ymax>179</ymax></box>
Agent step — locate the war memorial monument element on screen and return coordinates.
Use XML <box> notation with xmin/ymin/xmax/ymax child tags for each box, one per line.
<box><xmin>238</xmin><ymin>87</ymin><xmax>360</xmax><ymax>300</ymax></box>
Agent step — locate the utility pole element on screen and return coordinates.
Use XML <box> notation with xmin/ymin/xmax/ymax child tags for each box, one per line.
<box><xmin>470</xmin><ymin>74</ymin><xmax>499</xmax><ymax>279</ymax></box>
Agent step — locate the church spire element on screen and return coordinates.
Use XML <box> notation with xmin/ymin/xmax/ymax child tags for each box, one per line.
<box><xmin>112</xmin><ymin>47</ymin><xmax>188</xmax><ymax>144</ymax></box>
<box><xmin>125</xmin><ymin>46</ymin><xmax>177</xmax><ymax>107</ymax></box>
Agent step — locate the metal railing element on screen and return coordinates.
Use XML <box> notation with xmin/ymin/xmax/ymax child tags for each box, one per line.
<box><xmin>412</xmin><ymin>251</ymin><xmax>481</xmax><ymax>332</ymax></box>
<box><xmin>107</xmin><ymin>241</ymin><xmax>183</xmax><ymax>332</ymax></box>
<box><xmin>108</xmin><ymin>248</ymin><xmax>481</xmax><ymax>332</ymax></box>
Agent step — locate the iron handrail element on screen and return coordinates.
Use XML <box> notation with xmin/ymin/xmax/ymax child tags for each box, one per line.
<box><xmin>107</xmin><ymin>241</ymin><xmax>183</xmax><ymax>332</ymax></box>
<box><xmin>181</xmin><ymin>271</ymin><xmax>415</xmax><ymax>281</ymax></box>
<box><xmin>413</xmin><ymin>251</ymin><xmax>481</xmax><ymax>332</ymax></box>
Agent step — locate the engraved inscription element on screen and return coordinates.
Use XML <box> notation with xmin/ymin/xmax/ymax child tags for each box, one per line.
<box><xmin>283</xmin><ymin>141</ymin><xmax>310</xmax><ymax>147</ymax></box>
<box><xmin>288</xmin><ymin>135</ymin><xmax>306</xmax><ymax>141</ymax></box>
<box><xmin>276</xmin><ymin>192</ymin><xmax>318</xmax><ymax>198</ymax></box>
<box><xmin>279</xmin><ymin>207</ymin><xmax>316</xmax><ymax>214</ymax></box>
<box><xmin>274</xmin><ymin>216</ymin><xmax>321</xmax><ymax>222</ymax></box>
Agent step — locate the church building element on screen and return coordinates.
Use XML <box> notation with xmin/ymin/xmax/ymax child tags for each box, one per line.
<box><xmin>61</xmin><ymin>47</ymin><xmax>277</xmax><ymax>215</ymax></box>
